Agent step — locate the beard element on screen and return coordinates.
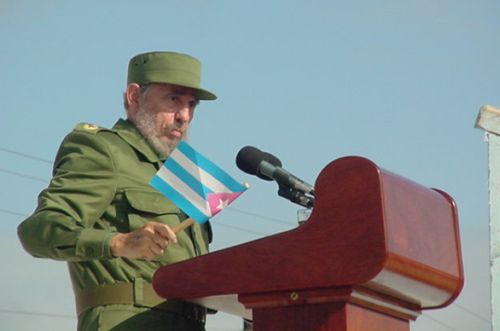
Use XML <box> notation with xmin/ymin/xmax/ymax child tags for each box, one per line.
<box><xmin>132</xmin><ymin>104</ymin><xmax>182</xmax><ymax>159</ymax></box>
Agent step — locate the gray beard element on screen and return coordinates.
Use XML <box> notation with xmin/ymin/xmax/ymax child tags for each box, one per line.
<box><xmin>132</xmin><ymin>106</ymin><xmax>175</xmax><ymax>159</ymax></box>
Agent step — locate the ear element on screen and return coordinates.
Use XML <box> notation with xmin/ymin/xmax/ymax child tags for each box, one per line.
<box><xmin>126</xmin><ymin>83</ymin><xmax>142</xmax><ymax>116</ymax></box>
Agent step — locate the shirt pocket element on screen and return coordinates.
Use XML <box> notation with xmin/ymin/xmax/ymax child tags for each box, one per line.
<box><xmin>124</xmin><ymin>189</ymin><xmax>183</xmax><ymax>231</ymax></box>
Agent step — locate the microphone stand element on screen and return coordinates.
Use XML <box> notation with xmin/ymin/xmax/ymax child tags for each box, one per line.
<box><xmin>277</xmin><ymin>184</ymin><xmax>315</xmax><ymax>209</ymax></box>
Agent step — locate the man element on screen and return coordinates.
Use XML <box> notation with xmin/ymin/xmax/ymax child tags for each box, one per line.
<box><xmin>18</xmin><ymin>51</ymin><xmax>216</xmax><ymax>331</ymax></box>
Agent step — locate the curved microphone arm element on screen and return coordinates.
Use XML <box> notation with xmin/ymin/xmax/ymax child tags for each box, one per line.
<box><xmin>278</xmin><ymin>184</ymin><xmax>315</xmax><ymax>209</ymax></box>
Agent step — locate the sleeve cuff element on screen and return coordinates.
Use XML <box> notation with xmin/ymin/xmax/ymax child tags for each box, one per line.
<box><xmin>76</xmin><ymin>229</ymin><xmax>117</xmax><ymax>260</ymax></box>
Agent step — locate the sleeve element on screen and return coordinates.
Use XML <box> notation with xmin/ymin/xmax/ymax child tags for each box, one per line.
<box><xmin>17</xmin><ymin>129</ymin><xmax>118</xmax><ymax>261</ymax></box>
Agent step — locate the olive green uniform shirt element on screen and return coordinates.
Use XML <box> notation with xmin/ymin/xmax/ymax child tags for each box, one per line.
<box><xmin>18</xmin><ymin>118</ymin><xmax>210</xmax><ymax>301</ymax></box>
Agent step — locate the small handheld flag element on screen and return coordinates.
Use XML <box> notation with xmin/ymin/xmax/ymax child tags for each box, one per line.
<box><xmin>150</xmin><ymin>141</ymin><xmax>248</xmax><ymax>230</ymax></box>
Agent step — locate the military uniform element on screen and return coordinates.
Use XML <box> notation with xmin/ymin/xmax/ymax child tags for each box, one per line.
<box><xmin>18</xmin><ymin>119</ymin><xmax>211</xmax><ymax>330</ymax></box>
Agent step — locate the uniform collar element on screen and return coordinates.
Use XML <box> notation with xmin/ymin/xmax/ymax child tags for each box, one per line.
<box><xmin>112</xmin><ymin>118</ymin><xmax>164</xmax><ymax>164</ymax></box>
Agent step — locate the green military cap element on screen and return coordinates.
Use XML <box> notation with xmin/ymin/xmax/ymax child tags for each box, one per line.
<box><xmin>127</xmin><ymin>51</ymin><xmax>217</xmax><ymax>100</ymax></box>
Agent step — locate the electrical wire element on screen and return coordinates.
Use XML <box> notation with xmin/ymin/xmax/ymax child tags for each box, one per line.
<box><xmin>0</xmin><ymin>306</ymin><xmax>489</xmax><ymax>331</ymax></box>
<box><xmin>226</xmin><ymin>206</ymin><xmax>296</xmax><ymax>226</ymax></box>
<box><xmin>0</xmin><ymin>207</ymin><xmax>273</xmax><ymax>237</ymax></box>
<box><xmin>454</xmin><ymin>302</ymin><xmax>491</xmax><ymax>324</ymax></box>
<box><xmin>421</xmin><ymin>313</ymin><xmax>461</xmax><ymax>331</ymax></box>
<box><xmin>0</xmin><ymin>146</ymin><xmax>52</xmax><ymax>164</ymax></box>
<box><xmin>0</xmin><ymin>308</ymin><xmax>74</xmax><ymax>320</ymax></box>
<box><xmin>0</xmin><ymin>167</ymin><xmax>48</xmax><ymax>183</ymax></box>
<box><xmin>0</xmin><ymin>208</ymin><xmax>29</xmax><ymax>217</ymax></box>
<box><xmin>212</xmin><ymin>221</ymin><xmax>267</xmax><ymax>237</ymax></box>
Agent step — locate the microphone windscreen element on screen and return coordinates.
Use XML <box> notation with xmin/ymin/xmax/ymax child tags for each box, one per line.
<box><xmin>236</xmin><ymin>146</ymin><xmax>282</xmax><ymax>181</ymax></box>
<box><xmin>236</xmin><ymin>146</ymin><xmax>264</xmax><ymax>175</ymax></box>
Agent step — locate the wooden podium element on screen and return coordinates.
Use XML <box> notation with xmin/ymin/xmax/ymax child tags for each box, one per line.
<box><xmin>153</xmin><ymin>156</ymin><xmax>464</xmax><ymax>330</ymax></box>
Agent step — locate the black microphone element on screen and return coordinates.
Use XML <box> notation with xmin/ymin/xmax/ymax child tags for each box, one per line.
<box><xmin>236</xmin><ymin>146</ymin><xmax>314</xmax><ymax>195</ymax></box>
<box><xmin>235</xmin><ymin>146</ymin><xmax>282</xmax><ymax>181</ymax></box>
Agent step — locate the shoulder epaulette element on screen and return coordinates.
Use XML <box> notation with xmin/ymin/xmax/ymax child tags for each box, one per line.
<box><xmin>73</xmin><ymin>123</ymin><xmax>106</xmax><ymax>135</ymax></box>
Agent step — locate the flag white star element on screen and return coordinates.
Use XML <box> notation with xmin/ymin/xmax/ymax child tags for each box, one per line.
<box><xmin>216</xmin><ymin>198</ymin><xmax>229</xmax><ymax>211</ymax></box>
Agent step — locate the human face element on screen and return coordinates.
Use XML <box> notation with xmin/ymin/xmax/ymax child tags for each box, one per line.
<box><xmin>131</xmin><ymin>83</ymin><xmax>198</xmax><ymax>158</ymax></box>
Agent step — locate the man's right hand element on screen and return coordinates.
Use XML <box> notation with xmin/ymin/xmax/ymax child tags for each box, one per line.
<box><xmin>110</xmin><ymin>221</ymin><xmax>178</xmax><ymax>260</ymax></box>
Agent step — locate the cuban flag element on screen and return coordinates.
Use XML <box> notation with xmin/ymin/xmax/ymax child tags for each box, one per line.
<box><xmin>150</xmin><ymin>140</ymin><xmax>248</xmax><ymax>224</ymax></box>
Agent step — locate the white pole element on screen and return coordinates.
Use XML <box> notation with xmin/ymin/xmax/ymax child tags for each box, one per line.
<box><xmin>475</xmin><ymin>104</ymin><xmax>500</xmax><ymax>331</ymax></box>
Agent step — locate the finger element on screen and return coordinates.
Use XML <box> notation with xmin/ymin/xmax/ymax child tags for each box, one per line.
<box><xmin>163</xmin><ymin>226</ymin><xmax>178</xmax><ymax>244</ymax></box>
<box><xmin>149</xmin><ymin>232</ymin><xmax>169</xmax><ymax>250</ymax></box>
<box><xmin>138</xmin><ymin>237</ymin><xmax>165</xmax><ymax>261</ymax></box>
<box><xmin>149</xmin><ymin>241</ymin><xmax>165</xmax><ymax>257</ymax></box>
<box><xmin>151</xmin><ymin>223</ymin><xmax>178</xmax><ymax>244</ymax></box>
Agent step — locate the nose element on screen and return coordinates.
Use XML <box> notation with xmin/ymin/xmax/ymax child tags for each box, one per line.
<box><xmin>175</xmin><ymin>104</ymin><xmax>193</xmax><ymax>124</ymax></box>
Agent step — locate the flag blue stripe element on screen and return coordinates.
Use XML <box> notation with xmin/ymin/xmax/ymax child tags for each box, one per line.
<box><xmin>149</xmin><ymin>176</ymin><xmax>209</xmax><ymax>223</ymax></box>
<box><xmin>177</xmin><ymin>141</ymin><xmax>246</xmax><ymax>192</ymax></box>
<box><xmin>164</xmin><ymin>157</ymin><xmax>213</xmax><ymax>198</ymax></box>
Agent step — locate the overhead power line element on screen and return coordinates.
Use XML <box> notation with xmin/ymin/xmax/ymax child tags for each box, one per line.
<box><xmin>212</xmin><ymin>221</ymin><xmax>267</xmax><ymax>237</ymax></box>
<box><xmin>0</xmin><ymin>308</ymin><xmax>242</xmax><ymax>331</ymax></box>
<box><xmin>0</xmin><ymin>146</ymin><xmax>52</xmax><ymax>164</ymax></box>
<box><xmin>0</xmin><ymin>308</ymin><xmax>74</xmax><ymax>320</ymax></box>
<box><xmin>0</xmin><ymin>167</ymin><xmax>48</xmax><ymax>183</ymax></box>
<box><xmin>0</xmin><ymin>307</ymin><xmax>486</xmax><ymax>331</ymax></box>
<box><xmin>0</xmin><ymin>207</ymin><xmax>273</xmax><ymax>237</ymax></box>
<box><xmin>454</xmin><ymin>302</ymin><xmax>491</xmax><ymax>324</ymax></box>
<box><xmin>421</xmin><ymin>313</ymin><xmax>462</xmax><ymax>331</ymax></box>
<box><xmin>227</xmin><ymin>207</ymin><xmax>296</xmax><ymax>227</ymax></box>
<box><xmin>0</xmin><ymin>208</ymin><xmax>28</xmax><ymax>217</ymax></box>
<box><xmin>0</xmin><ymin>163</ymin><xmax>293</xmax><ymax>232</ymax></box>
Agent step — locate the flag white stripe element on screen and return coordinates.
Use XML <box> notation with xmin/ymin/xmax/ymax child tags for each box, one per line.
<box><xmin>171</xmin><ymin>149</ymin><xmax>232</xmax><ymax>193</ymax></box>
<box><xmin>156</xmin><ymin>166</ymin><xmax>211</xmax><ymax>216</ymax></box>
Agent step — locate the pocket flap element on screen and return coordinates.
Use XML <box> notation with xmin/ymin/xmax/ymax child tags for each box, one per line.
<box><xmin>124</xmin><ymin>189</ymin><xmax>180</xmax><ymax>214</ymax></box>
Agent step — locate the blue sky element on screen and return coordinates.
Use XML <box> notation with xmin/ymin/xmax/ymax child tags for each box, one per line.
<box><xmin>0</xmin><ymin>1</ymin><xmax>498</xmax><ymax>330</ymax></box>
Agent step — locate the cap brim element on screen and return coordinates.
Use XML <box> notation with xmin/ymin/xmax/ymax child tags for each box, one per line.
<box><xmin>195</xmin><ymin>88</ymin><xmax>217</xmax><ymax>101</ymax></box>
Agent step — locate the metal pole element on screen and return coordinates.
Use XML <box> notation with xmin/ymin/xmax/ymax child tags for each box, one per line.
<box><xmin>475</xmin><ymin>105</ymin><xmax>500</xmax><ymax>331</ymax></box>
